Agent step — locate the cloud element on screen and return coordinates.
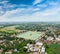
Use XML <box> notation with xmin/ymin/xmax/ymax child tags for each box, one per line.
<box><xmin>0</xmin><ymin>5</ymin><xmax>60</xmax><ymax>22</ymax></box>
<box><xmin>0</xmin><ymin>0</ymin><xmax>8</xmax><ymax>4</ymax></box>
<box><xmin>33</xmin><ymin>0</ymin><xmax>42</xmax><ymax>5</ymax></box>
<box><xmin>0</xmin><ymin>0</ymin><xmax>60</xmax><ymax>22</ymax></box>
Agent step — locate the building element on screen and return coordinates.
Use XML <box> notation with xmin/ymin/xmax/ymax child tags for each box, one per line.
<box><xmin>24</xmin><ymin>41</ymin><xmax>45</xmax><ymax>54</ymax></box>
<box><xmin>0</xmin><ymin>49</ymin><xmax>3</xmax><ymax>54</ymax></box>
<box><xmin>47</xmin><ymin>36</ymin><xmax>54</xmax><ymax>41</ymax></box>
<box><xmin>5</xmin><ymin>52</ymin><xmax>12</xmax><ymax>54</ymax></box>
<box><xmin>41</xmin><ymin>46</ymin><xmax>45</xmax><ymax>54</ymax></box>
<box><xmin>5</xmin><ymin>50</ymin><xmax>12</xmax><ymax>54</ymax></box>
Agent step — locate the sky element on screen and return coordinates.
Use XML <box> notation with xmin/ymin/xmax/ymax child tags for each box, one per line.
<box><xmin>0</xmin><ymin>0</ymin><xmax>60</xmax><ymax>22</ymax></box>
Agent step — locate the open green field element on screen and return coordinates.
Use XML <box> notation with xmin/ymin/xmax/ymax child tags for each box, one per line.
<box><xmin>46</xmin><ymin>43</ymin><xmax>60</xmax><ymax>54</ymax></box>
<box><xmin>17</xmin><ymin>31</ymin><xmax>44</xmax><ymax>40</ymax></box>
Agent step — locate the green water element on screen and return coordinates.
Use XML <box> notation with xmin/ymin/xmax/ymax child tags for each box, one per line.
<box><xmin>17</xmin><ymin>31</ymin><xmax>44</xmax><ymax>40</ymax></box>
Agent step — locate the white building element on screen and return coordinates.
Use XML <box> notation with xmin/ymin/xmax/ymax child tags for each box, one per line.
<box><xmin>36</xmin><ymin>42</ymin><xmax>43</xmax><ymax>46</ymax></box>
<box><xmin>47</xmin><ymin>36</ymin><xmax>54</xmax><ymax>41</ymax></box>
<box><xmin>41</xmin><ymin>46</ymin><xmax>45</xmax><ymax>54</ymax></box>
<box><xmin>56</xmin><ymin>37</ymin><xmax>60</xmax><ymax>41</ymax></box>
<box><xmin>5</xmin><ymin>52</ymin><xmax>12</xmax><ymax>54</ymax></box>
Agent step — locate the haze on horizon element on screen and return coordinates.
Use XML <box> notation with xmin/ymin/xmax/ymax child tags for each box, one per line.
<box><xmin>0</xmin><ymin>0</ymin><xmax>60</xmax><ymax>22</ymax></box>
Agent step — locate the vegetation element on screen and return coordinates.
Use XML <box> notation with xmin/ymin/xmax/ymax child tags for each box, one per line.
<box><xmin>0</xmin><ymin>22</ymin><xmax>60</xmax><ymax>54</ymax></box>
<box><xmin>46</xmin><ymin>43</ymin><xmax>60</xmax><ymax>54</ymax></box>
<box><xmin>15</xmin><ymin>24</ymin><xmax>47</xmax><ymax>31</ymax></box>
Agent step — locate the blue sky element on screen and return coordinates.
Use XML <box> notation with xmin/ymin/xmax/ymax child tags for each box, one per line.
<box><xmin>0</xmin><ymin>0</ymin><xmax>60</xmax><ymax>22</ymax></box>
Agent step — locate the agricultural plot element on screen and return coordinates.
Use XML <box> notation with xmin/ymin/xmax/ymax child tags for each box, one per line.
<box><xmin>0</xmin><ymin>25</ymin><xmax>26</xmax><ymax>33</ymax></box>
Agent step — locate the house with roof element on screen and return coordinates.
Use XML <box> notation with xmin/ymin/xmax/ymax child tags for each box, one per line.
<box><xmin>5</xmin><ymin>50</ymin><xmax>12</xmax><ymax>54</ymax></box>
<box><xmin>24</xmin><ymin>41</ymin><xmax>45</xmax><ymax>54</ymax></box>
<box><xmin>0</xmin><ymin>48</ymin><xmax>3</xmax><ymax>54</ymax></box>
<box><xmin>5</xmin><ymin>51</ymin><xmax>12</xmax><ymax>54</ymax></box>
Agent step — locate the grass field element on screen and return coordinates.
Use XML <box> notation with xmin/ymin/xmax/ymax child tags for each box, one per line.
<box><xmin>0</xmin><ymin>25</ymin><xmax>26</xmax><ymax>33</ymax></box>
<box><xmin>46</xmin><ymin>43</ymin><xmax>60</xmax><ymax>54</ymax></box>
<box><xmin>17</xmin><ymin>31</ymin><xmax>44</xmax><ymax>40</ymax></box>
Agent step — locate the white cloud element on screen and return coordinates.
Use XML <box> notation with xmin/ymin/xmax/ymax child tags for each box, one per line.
<box><xmin>36</xmin><ymin>3</ymin><xmax>47</xmax><ymax>8</ymax></box>
<box><xmin>48</xmin><ymin>1</ymin><xmax>59</xmax><ymax>6</ymax></box>
<box><xmin>0</xmin><ymin>4</ymin><xmax>60</xmax><ymax>22</ymax></box>
<box><xmin>33</xmin><ymin>0</ymin><xmax>42</xmax><ymax>5</ymax></box>
<box><xmin>0</xmin><ymin>1</ymin><xmax>8</xmax><ymax>4</ymax></box>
